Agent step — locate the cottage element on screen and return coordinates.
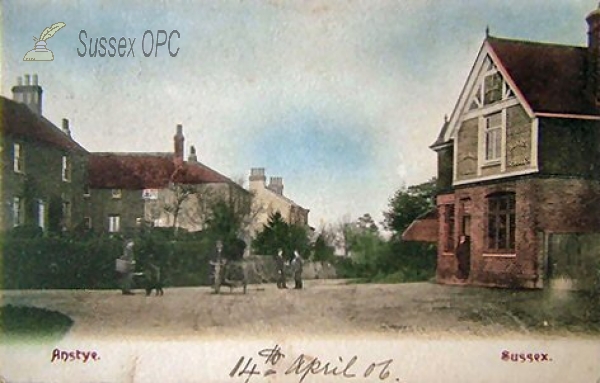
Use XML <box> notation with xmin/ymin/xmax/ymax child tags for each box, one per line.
<box><xmin>406</xmin><ymin>7</ymin><xmax>600</xmax><ymax>289</ymax></box>
<box><xmin>2</xmin><ymin>75</ymin><xmax>89</xmax><ymax>233</ymax></box>
<box><xmin>87</xmin><ymin>125</ymin><xmax>250</xmax><ymax>235</ymax></box>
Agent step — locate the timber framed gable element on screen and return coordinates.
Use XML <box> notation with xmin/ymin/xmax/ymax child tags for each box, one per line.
<box><xmin>446</xmin><ymin>40</ymin><xmax>539</xmax><ymax>186</ymax></box>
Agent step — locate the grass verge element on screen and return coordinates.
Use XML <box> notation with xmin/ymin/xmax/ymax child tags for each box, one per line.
<box><xmin>0</xmin><ymin>304</ymin><xmax>73</xmax><ymax>342</ymax></box>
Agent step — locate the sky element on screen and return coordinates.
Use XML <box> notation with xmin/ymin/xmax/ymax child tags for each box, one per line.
<box><xmin>1</xmin><ymin>0</ymin><xmax>598</xmax><ymax>230</ymax></box>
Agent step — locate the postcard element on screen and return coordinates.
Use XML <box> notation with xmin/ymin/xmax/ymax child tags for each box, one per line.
<box><xmin>1</xmin><ymin>1</ymin><xmax>600</xmax><ymax>382</ymax></box>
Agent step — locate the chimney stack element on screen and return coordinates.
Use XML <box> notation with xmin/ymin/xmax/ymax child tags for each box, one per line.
<box><xmin>249</xmin><ymin>168</ymin><xmax>266</xmax><ymax>191</ymax></box>
<box><xmin>188</xmin><ymin>145</ymin><xmax>197</xmax><ymax>162</ymax></box>
<box><xmin>268</xmin><ymin>176</ymin><xmax>284</xmax><ymax>195</ymax></box>
<box><xmin>587</xmin><ymin>5</ymin><xmax>600</xmax><ymax>103</ymax></box>
<box><xmin>174</xmin><ymin>124</ymin><xmax>184</xmax><ymax>164</ymax></box>
<box><xmin>12</xmin><ymin>73</ymin><xmax>43</xmax><ymax>115</ymax></box>
<box><xmin>62</xmin><ymin>118</ymin><xmax>71</xmax><ymax>136</ymax></box>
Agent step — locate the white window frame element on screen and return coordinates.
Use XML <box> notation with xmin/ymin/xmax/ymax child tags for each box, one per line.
<box><xmin>84</xmin><ymin>216</ymin><xmax>92</xmax><ymax>230</ymax></box>
<box><xmin>62</xmin><ymin>155</ymin><xmax>71</xmax><ymax>182</ymax></box>
<box><xmin>112</xmin><ymin>189</ymin><xmax>122</xmax><ymax>199</ymax></box>
<box><xmin>108</xmin><ymin>215</ymin><xmax>121</xmax><ymax>233</ymax></box>
<box><xmin>484</xmin><ymin>112</ymin><xmax>503</xmax><ymax>162</ymax></box>
<box><xmin>13</xmin><ymin>143</ymin><xmax>24</xmax><ymax>173</ymax></box>
<box><xmin>38</xmin><ymin>199</ymin><xmax>46</xmax><ymax>231</ymax></box>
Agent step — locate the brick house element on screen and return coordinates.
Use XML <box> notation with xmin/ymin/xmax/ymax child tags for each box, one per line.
<box><xmin>405</xmin><ymin>7</ymin><xmax>600</xmax><ymax>289</ymax></box>
<box><xmin>2</xmin><ymin>74</ymin><xmax>89</xmax><ymax>233</ymax></box>
<box><xmin>87</xmin><ymin>125</ymin><xmax>250</xmax><ymax>235</ymax></box>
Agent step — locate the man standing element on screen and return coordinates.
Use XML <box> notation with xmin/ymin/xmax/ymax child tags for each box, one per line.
<box><xmin>291</xmin><ymin>250</ymin><xmax>304</xmax><ymax>289</ymax></box>
<box><xmin>275</xmin><ymin>249</ymin><xmax>287</xmax><ymax>289</ymax></box>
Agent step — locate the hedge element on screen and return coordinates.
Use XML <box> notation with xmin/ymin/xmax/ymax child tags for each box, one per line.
<box><xmin>1</xmin><ymin>233</ymin><xmax>217</xmax><ymax>290</ymax></box>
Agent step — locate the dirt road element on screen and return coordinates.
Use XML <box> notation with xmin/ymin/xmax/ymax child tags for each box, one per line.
<box><xmin>0</xmin><ymin>280</ymin><xmax>592</xmax><ymax>340</ymax></box>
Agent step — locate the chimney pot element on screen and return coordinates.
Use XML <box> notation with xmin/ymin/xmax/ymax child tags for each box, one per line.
<box><xmin>33</xmin><ymin>74</ymin><xmax>38</xmax><ymax>86</ymax></box>
<box><xmin>62</xmin><ymin>118</ymin><xmax>70</xmax><ymax>135</ymax></box>
<box><xmin>25</xmin><ymin>74</ymin><xmax>30</xmax><ymax>86</ymax></box>
<box><xmin>17</xmin><ymin>76</ymin><xmax>22</xmax><ymax>86</ymax></box>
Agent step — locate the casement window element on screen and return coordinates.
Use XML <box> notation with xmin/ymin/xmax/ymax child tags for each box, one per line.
<box><xmin>13</xmin><ymin>197</ymin><xmax>23</xmax><ymax>227</ymax></box>
<box><xmin>485</xmin><ymin>112</ymin><xmax>502</xmax><ymax>162</ymax></box>
<box><xmin>83</xmin><ymin>184</ymin><xmax>91</xmax><ymax>198</ymax></box>
<box><xmin>487</xmin><ymin>193</ymin><xmax>516</xmax><ymax>252</ymax></box>
<box><xmin>13</xmin><ymin>143</ymin><xmax>24</xmax><ymax>173</ymax></box>
<box><xmin>112</xmin><ymin>189</ymin><xmax>122</xmax><ymax>199</ymax></box>
<box><xmin>443</xmin><ymin>204</ymin><xmax>455</xmax><ymax>252</ymax></box>
<box><xmin>37</xmin><ymin>199</ymin><xmax>46</xmax><ymax>231</ymax></box>
<box><xmin>108</xmin><ymin>215</ymin><xmax>121</xmax><ymax>233</ymax></box>
<box><xmin>62</xmin><ymin>155</ymin><xmax>71</xmax><ymax>182</ymax></box>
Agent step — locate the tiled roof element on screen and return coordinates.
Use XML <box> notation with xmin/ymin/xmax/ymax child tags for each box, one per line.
<box><xmin>487</xmin><ymin>36</ymin><xmax>598</xmax><ymax>116</ymax></box>
<box><xmin>401</xmin><ymin>209</ymin><xmax>438</xmax><ymax>243</ymax></box>
<box><xmin>0</xmin><ymin>96</ymin><xmax>87</xmax><ymax>152</ymax></box>
<box><xmin>89</xmin><ymin>153</ymin><xmax>234</xmax><ymax>189</ymax></box>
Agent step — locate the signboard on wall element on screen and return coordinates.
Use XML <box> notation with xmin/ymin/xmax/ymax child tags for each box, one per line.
<box><xmin>142</xmin><ymin>189</ymin><xmax>159</xmax><ymax>200</ymax></box>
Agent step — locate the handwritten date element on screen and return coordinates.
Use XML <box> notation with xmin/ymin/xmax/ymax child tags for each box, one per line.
<box><xmin>230</xmin><ymin>345</ymin><xmax>399</xmax><ymax>383</ymax></box>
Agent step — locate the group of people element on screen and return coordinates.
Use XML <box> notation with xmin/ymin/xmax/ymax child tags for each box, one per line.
<box><xmin>275</xmin><ymin>249</ymin><xmax>304</xmax><ymax>289</ymax></box>
<box><xmin>116</xmin><ymin>239</ymin><xmax>305</xmax><ymax>294</ymax></box>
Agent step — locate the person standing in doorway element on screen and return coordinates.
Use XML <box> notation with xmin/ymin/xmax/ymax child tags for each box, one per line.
<box><xmin>291</xmin><ymin>250</ymin><xmax>304</xmax><ymax>289</ymax></box>
<box><xmin>275</xmin><ymin>249</ymin><xmax>287</xmax><ymax>289</ymax></box>
<box><xmin>456</xmin><ymin>235</ymin><xmax>471</xmax><ymax>281</ymax></box>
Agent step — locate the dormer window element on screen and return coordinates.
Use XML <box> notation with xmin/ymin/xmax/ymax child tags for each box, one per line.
<box><xmin>112</xmin><ymin>189</ymin><xmax>122</xmax><ymax>199</ymax></box>
<box><xmin>62</xmin><ymin>155</ymin><xmax>71</xmax><ymax>182</ymax></box>
<box><xmin>13</xmin><ymin>143</ymin><xmax>24</xmax><ymax>173</ymax></box>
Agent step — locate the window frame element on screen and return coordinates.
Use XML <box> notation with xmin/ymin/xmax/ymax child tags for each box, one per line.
<box><xmin>443</xmin><ymin>204</ymin><xmax>456</xmax><ymax>253</ymax></box>
<box><xmin>62</xmin><ymin>155</ymin><xmax>72</xmax><ymax>182</ymax></box>
<box><xmin>108</xmin><ymin>215</ymin><xmax>121</xmax><ymax>233</ymax></box>
<box><xmin>486</xmin><ymin>192</ymin><xmax>516</xmax><ymax>254</ymax></box>
<box><xmin>13</xmin><ymin>143</ymin><xmax>24</xmax><ymax>173</ymax></box>
<box><xmin>37</xmin><ymin>199</ymin><xmax>46</xmax><ymax>231</ymax></box>
<box><xmin>13</xmin><ymin>197</ymin><xmax>23</xmax><ymax>227</ymax></box>
<box><xmin>484</xmin><ymin>112</ymin><xmax>502</xmax><ymax>163</ymax></box>
<box><xmin>111</xmin><ymin>189</ymin><xmax>122</xmax><ymax>199</ymax></box>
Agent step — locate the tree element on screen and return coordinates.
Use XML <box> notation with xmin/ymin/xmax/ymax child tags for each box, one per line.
<box><xmin>203</xmin><ymin>186</ymin><xmax>256</xmax><ymax>260</ymax></box>
<box><xmin>252</xmin><ymin>212</ymin><xmax>311</xmax><ymax>260</ymax></box>
<box><xmin>383</xmin><ymin>178</ymin><xmax>437</xmax><ymax>237</ymax></box>
<box><xmin>312</xmin><ymin>231</ymin><xmax>335</xmax><ymax>262</ymax></box>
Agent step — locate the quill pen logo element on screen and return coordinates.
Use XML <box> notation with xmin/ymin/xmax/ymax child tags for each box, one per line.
<box><xmin>23</xmin><ymin>22</ymin><xmax>66</xmax><ymax>61</ymax></box>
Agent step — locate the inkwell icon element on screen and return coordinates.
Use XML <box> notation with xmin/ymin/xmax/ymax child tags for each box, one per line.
<box><xmin>23</xmin><ymin>22</ymin><xmax>66</xmax><ymax>61</ymax></box>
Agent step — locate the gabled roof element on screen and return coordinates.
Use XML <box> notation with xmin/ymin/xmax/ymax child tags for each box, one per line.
<box><xmin>0</xmin><ymin>96</ymin><xmax>87</xmax><ymax>152</ymax></box>
<box><xmin>487</xmin><ymin>36</ymin><xmax>597</xmax><ymax>116</ymax></box>
<box><xmin>433</xmin><ymin>35</ymin><xmax>600</xmax><ymax>149</ymax></box>
<box><xmin>89</xmin><ymin>152</ymin><xmax>236</xmax><ymax>190</ymax></box>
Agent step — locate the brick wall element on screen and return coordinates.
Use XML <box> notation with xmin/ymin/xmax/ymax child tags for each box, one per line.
<box><xmin>436</xmin><ymin>176</ymin><xmax>600</xmax><ymax>289</ymax></box>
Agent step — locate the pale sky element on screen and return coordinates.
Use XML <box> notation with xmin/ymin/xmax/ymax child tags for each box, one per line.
<box><xmin>2</xmin><ymin>0</ymin><xmax>597</xmax><ymax>229</ymax></box>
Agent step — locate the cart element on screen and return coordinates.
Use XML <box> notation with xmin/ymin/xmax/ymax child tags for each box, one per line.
<box><xmin>210</xmin><ymin>259</ymin><xmax>248</xmax><ymax>294</ymax></box>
